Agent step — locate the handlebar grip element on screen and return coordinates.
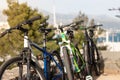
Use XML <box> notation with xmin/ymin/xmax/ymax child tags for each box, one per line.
<box><xmin>75</xmin><ymin>20</ymin><xmax>84</xmax><ymax>25</ymax></box>
<box><xmin>60</xmin><ymin>23</ymin><xmax>73</xmax><ymax>28</ymax></box>
<box><xmin>0</xmin><ymin>16</ymin><xmax>42</xmax><ymax>38</ymax></box>
<box><xmin>60</xmin><ymin>20</ymin><xmax>84</xmax><ymax>29</ymax></box>
<box><xmin>28</xmin><ymin>15</ymin><xmax>41</xmax><ymax>22</ymax></box>
<box><xmin>92</xmin><ymin>24</ymin><xmax>103</xmax><ymax>28</ymax></box>
<box><xmin>22</xmin><ymin>15</ymin><xmax>41</xmax><ymax>25</ymax></box>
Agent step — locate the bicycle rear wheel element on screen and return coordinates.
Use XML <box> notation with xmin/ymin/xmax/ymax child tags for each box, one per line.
<box><xmin>0</xmin><ymin>56</ymin><xmax>45</xmax><ymax>80</ymax></box>
<box><xmin>49</xmin><ymin>50</ymin><xmax>65</xmax><ymax>80</ymax></box>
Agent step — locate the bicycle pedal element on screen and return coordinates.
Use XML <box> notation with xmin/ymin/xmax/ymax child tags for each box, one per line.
<box><xmin>86</xmin><ymin>75</ymin><xmax>93</xmax><ymax>80</ymax></box>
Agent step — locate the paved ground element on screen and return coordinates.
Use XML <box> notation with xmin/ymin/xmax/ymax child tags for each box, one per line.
<box><xmin>96</xmin><ymin>73</ymin><xmax>120</xmax><ymax>80</ymax></box>
<box><xmin>1</xmin><ymin>67</ymin><xmax>120</xmax><ymax>80</ymax></box>
<box><xmin>1</xmin><ymin>51</ymin><xmax>120</xmax><ymax>80</ymax></box>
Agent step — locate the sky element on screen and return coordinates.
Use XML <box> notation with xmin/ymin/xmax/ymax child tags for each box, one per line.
<box><xmin>0</xmin><ymin>0</ymin><xmax>120</xmax><ymax>16</ymax></box>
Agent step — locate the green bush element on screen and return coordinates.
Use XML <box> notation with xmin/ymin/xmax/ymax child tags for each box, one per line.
<box><xmin>98</xmin><ymin>46</ymin><xmax>107</xmax><ymax>50</ymax></box>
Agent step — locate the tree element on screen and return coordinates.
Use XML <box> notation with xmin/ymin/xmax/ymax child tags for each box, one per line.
<box><xmin>72</xmin><ymin>11</ymin><xmax>87</xmax><ymax>49</ymax></box>
<box><xmin>73</xmin><ymin>11</ymin><xmax>89</xmax><ymax>27</ymax></box>
<box><xmin>0</xmin><ymin>0</ymin><xmax>48</xmax><ymax>57</ymax></box>
<box><xmin>72</xmin><ymin>12</ymin><xmax>97</xmax><ymax>49</ymax></box>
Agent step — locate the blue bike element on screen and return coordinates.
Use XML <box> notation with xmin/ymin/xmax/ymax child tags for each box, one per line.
<box><xmin>0</xmin><ymin>16</ymin><xmax>65</xmax><ymax>80</ymax></box>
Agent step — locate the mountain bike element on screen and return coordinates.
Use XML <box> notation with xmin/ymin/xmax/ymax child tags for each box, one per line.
<box><xmin>80</xmin><ymin>24</ymin><xmax>103</xmax><ymax>80</ymax></box>
<box><xmin>45</xmin><ymin>21</ymin><xmax>86</xmax><ymax>80</ymax></box>
<box><xmin>0</xmin><ymin>16</ymin><xmax>64</xmax><ymax>80</ymax></box>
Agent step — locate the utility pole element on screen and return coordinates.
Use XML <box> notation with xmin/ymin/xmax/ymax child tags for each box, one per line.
<box><xmin>52</xmin><ymin>0</ymin><xmax>58</xmax><ymax>28</ymax></box>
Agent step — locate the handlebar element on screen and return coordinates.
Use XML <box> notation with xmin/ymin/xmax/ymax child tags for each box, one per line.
<box><xmin>39</xmin><ymin>20</ymin><xmax>83</xmax><ymax>33</ymax></box>
<box><xmin>59</xmin><ymin>20</ymin><xmax>83</xmax><ymax>28</ymax></box>
<box><xmin>79</xmin><ymin>24</ymin><xmax>103</xmax><ymax>30</ymax></box>
<box><xmin>0</xmin><ymin>15</ymin><xmax>41</xmax><ymax>38</ymax></box>
<box><xmin>21</xmin><ymin>15</ymin><xmax>41</xmax><ymax>25</ymax></box>
<box><xmin>16</xmin><ymin>15</ymin><xmax>41</xmax><ymax>28</ymax></box>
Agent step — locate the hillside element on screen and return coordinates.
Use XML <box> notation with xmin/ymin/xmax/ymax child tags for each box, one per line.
<box><xmin>89</xmin><ymin>15</ymin><xmax>120</xmax><ymax>30</ymax></box>
<box><xmin>1</xmin><ymin>10</ymin><xmax>120</xmax><ymax>30</ymax></box>
<box><xmin>40</xmin><ymin>10</ymin><xmax>120</xmax><ymax>30</ymax></box>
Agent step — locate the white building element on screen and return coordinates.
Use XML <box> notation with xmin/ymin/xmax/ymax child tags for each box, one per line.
<box><xmin>97</xmin><ymin>30</ymin><xmax>120</xmax><ymax>52</ymax></box>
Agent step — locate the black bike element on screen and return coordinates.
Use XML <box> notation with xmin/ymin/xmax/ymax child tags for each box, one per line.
<box><xmin>80</xmin><ymin>24</ymin><xmax>103</xmax><ymax>80</ymax></box>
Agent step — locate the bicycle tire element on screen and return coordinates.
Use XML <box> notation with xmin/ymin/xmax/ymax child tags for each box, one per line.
<box><xmin>83</xmin><ymin>44</ymin><xmax>94</xmax><ymax>80</ymax></box>
<box><xmin>75</xmin><ymin>47</ymin><xmax>86</xmax><ymax>80</ymax></box>
<box><xmin>93</xmin><ymin>44</ymin><xmax>101</xmax><ymax>76</ymax></box>
<box><xmin>50</xmin><ymin>50</ymin><xmax>65</xmax><ymax>80</ymax></box>
<box><xmin>84</xmin><ymin>44</ymin><xmax>91</xmax><ymax>75</ymax></box>
<box><xmin>63</xmin><ymin>47</ymin><xmax>74</xmax><ymax>80</ymax></box>
<box><xmin>0</xmin><ymin>56</ymin><xmax>45</xmax><ymax>80</ymax></box>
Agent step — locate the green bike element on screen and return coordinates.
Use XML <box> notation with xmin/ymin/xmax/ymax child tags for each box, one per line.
<box><xmin>53</xmin><ymin>22</ymin><xmax>86</xmax><ymax>80</ymax></box>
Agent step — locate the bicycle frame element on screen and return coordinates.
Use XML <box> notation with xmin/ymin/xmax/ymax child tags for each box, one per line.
<box><xmin>0</xmin><ymin>15</ymin><xmax>64</xmax><ymax>80</ymax></box>
<box><xmin>83</xmin><ymin>28</ymin><xmax>94</xmax><ymax>70</ymax></box>
<box><xmin>83</xmin><ymin>27</ymin><xmax>100</xmax><ymax>76</ymax></box>
<box><xmin>54</xmin><ymin>29</ymin><xmax>85</xmax><ymax>73</ymax></box>
<box><xmin>23</xmin><ymin>31</ymin><xmax>63</xmax><ymax>80</ymax></box>
<box><xmin>0</xmin><ymin>18</ymin><xmax>85</xmax><ymax>80</ymax></box>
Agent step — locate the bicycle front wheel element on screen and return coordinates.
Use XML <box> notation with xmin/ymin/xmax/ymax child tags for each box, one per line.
<box><xmin>93</xmin><ymin>44</ymin><xmax>101</xmax><ymax>76</ymax></box>
<box><xmin>63</xmin><ymin>47</ymin><xmax>74</xmax><ymax>80</ymax></box>
<box><xmin>83</xmin><ymin>44</ymin><xmax>94</xmax><ymax>80</ymax></box>
<box><xmin>83</xmin><ymin>44</ymin><xmax>91</xmax><ymax>75</ymax></box>
<box><xmin>0</xmin><ymin>56</ymin><xmax>45</xmax><ymax>80</ymax></box>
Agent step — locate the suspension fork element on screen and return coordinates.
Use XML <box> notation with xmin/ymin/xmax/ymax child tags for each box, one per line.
<box><xmin>93</xmin><ymin>41</ymin><xmax>100</xmax><ymax>60</ymax></box>
<box><xmin>88</xmin><ymin>41</ymin><xmax>93</xmax><ymax>64</ymax></box>
<box><xmin>90</xmin><ymin>39</ymin><xmax>96</xmax><ymax>64</ymax></box>
<box><xmin>85</xmin><ymin>40</ymin><xmax>91</xmax><ymax>63</ymax></box>
<box><xmin>85</xmin><ymin>29</ymin><xmax>92</xmax><ymax>64</ymax></box>
<box><xmin>24</xmin><ymin>31</ymin><xmax>32</xmax><ymax>80</ymax></box>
